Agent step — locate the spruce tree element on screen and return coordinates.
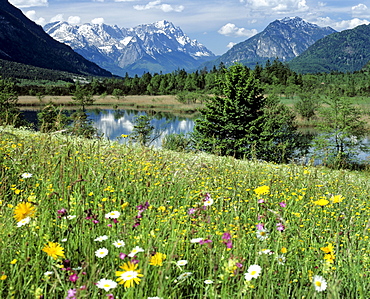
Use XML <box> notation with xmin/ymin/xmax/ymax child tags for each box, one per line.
<box><xmin>193</xmin><ymin>63</ymin><xmax>302</xmax><ymax>162</ymax></box>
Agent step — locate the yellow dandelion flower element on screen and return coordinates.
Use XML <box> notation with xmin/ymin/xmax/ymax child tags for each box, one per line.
<box><xmin>281</xmin><ymin>247</ymin><xmax>288</xmax><ymax>254</ymax></box>
<box><xmin>320</xmin><ymin>243</ymin><xmax>334</xmax><ymax>254</ymax></box>
<box><xmin>330</xmin><ymin>195</ymin><xmax>344</xmax><ymax>203</ymax></box>
<box><xmin>149</xmin><ymin>252</ymin><xmax>166</xmax><ymax>266</ymax></box>
<box><xmin>313</xmin><ymin>198</ymin><xmax>329</xmax><ymax>207</ymax></box>
<box><xmin>42</xmin><ymin>242</ymin><xmax>65</xmax><ymax>259</ymax></box>
<box><xmin>14</xmin><ymin>202</ymin><xmax>36</xmax><ymax>221</ymax></box>
<box><xmin>0</xmin><ymin>275</ymin><xmax>7</xmax><ymax>280</ymax></box>
<box><xmin>116</xmin><ymin>262</ymin><xmax>144</xmax><ymax>288</ymax></box>
<box><xmin>323</xmin><ymin>253</ymin><xmax>335</xmax><ymax>264</ymax></box>
<box><xmin>254</xmin><ymin>185</ymin><xmax>270</xmax><ymax>196</ymax></box>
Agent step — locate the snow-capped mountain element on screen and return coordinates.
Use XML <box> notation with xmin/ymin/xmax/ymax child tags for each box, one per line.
<box><xmin>202</xmin><ymin>17</ymin><xmax>336</xmax><ymax>69</ymax></box>
<box><xmin>44</xmin><ymin>20</ymin><xmax>215</xmax><ymax>76</ymax></box>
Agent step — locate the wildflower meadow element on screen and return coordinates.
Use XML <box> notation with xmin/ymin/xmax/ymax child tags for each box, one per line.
<box><xmin>1</xmin><ymin>126</ymin><xmax>370</xmax><ymax>298</ymax></box>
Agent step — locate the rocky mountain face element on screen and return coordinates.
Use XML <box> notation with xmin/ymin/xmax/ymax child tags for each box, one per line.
<box><xmin>202</xmin><ymin>17</ymin><xmax>336</xmax><ymax>69</ymax></box>
<box><xmin>0</xmin><ymin>0</ymin><xmax>111</xmax><ymax>77</ymax></box>
<box><xmin>44</xmin><ymin>20</ymin><xmax>216</xmax><ymax>76</ymax></box>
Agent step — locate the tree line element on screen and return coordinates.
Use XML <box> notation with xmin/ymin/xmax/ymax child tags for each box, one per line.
<box><xmin>6</xmin><ymin>59</ymin><xmax>370</xmax><ymax>100</ymax></box>
<box><xmin>1</xmin><ymin>60</ymin><xmax>370</xmax><ymax>169</ymax></box>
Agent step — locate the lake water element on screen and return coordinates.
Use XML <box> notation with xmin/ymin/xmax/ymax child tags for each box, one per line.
<box><xmin>21</xmin><ymin>108</ymin><xmax>195</xmax><ymax>147</ymax></box>
<box><xmin>20</xmin><ymin>108</ymin><xmax>370</xmax><ymax>163</ymax></box>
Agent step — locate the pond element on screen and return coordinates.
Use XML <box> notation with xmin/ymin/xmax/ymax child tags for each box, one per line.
<box><xmin>21</xmin><ymin>108</ymin><xmax>195</xmax><ymax>147</ymax></box>
<box><xmin>20</xmin><ymin>108</ymin><xmax>370</xmax><ymax>163</ymax></box>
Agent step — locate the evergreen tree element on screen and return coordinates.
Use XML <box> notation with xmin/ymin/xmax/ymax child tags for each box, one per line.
<box><xmin>193</xmin><ymin>64</ymin><xmax>302</xmax><ymax>162</ymax></box>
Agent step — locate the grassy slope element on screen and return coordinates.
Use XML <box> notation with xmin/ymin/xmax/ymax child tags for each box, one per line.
<box><xmin>1</xmin><ymin>127</ymin><xmax>370</xmax><ymax>298</ymax></box>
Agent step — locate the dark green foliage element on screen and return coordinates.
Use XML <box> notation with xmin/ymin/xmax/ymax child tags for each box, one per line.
<box><xmin>162</xmin><ymin>133</ymin><xmax>193</xmax><ymax>152</ymax></box>
<box><xmin>294</xmin><ymin>93</ymin><xmax>319</xmax><ymax>121</ymax></box>
<box><xmin>311</xmin><ymin>95</ymin><xmax>368</xmax><ymax>168</ymax></box>
<box><xmin>289</xmin><ymin>24</ymin><xmax>370</xmax><ymax>74</ymax></box>
<box><xmin>193</xmin><ymin>64</ymin><xmax>302</xmax><ymax>162</ymax></box>
<box><xmin>68</xmin><ymin>110</ymin><xmax>98</xmax><ymax>139</ymax></box>
<box><xmin>112</xmin><ymin>88</ymin><xmax>125</xmax><ymax>100</ymax></box>
<box><xmin>0</xmin><ymin>79</ymin><xmax>26</xmax><ymax>126</ymax></box>
<box><xmin>257</xmin><ymin>96</ymin><xmax>306</xmax><ymax>163</ymax></box>
<box><xmin>0</xmin><ymin>1</ymin><xmax>111</xmax><ymax>77</ymax></box>
<box><xmin>129</xmin><ymin>115</ymin><xmax>156</xmax><ymax>146</ymax></box>
<box><xmin>37</xmin><ymin>102</ymin><xmax>69</xmax><ymax>133</ymax></box>
<box><xmin>72</xmin><ymin>83</ymin><xmax>95</xmax><ymax>111</ymax></box>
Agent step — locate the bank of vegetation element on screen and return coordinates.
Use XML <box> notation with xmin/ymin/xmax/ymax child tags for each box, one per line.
<box><xmin>1</xmin><ymin>125</ymin><xmax>370</xmax><ymax>298</ymax></box>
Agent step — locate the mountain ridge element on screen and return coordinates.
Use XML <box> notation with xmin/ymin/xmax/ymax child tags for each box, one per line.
<box><xmin>44</xmin><ymin>20</ymin><xmax>216</xmax><ymax>76</ymax></box>
<box><xmin>201</xmin><ymin>17</ymin><xmax>336</xmax><ymax>70</ymax></box>
<box><xmin>289</xmin><ymin>23</ymin><xmax>370</xmax><ymax>73</ymax></box>
<box><xmin>0</xmin><ymin>0</ymin><xmax>112</xmax><ymax>77</ymax></box>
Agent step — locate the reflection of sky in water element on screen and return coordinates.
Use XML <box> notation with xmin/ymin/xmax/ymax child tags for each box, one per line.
<box><xmin>87</xmin><ymin>109</ymin><xmax>195</xmax><ymax>147</ymax></box>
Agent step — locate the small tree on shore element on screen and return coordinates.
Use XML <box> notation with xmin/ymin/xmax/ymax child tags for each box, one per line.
<box><xmin>0</xmin><ymin>79</ymin><xmax>25</xmax><ymax>126</ymax></box>
<box><xmin>311</xmin><ymin>95</ymin><xmax>368</xmax><ymax>168</ymax></box>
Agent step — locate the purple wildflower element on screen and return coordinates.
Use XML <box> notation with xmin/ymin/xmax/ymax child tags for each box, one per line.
<box><xmin>276</xmin><ymin>223</ymin><xmax>285</xmax><ymax>231</ymax></box>
<box><xmin>256</xmin><ymin>223</ymin><xmax>264</xmax><ymax>230</ymax></box>
<box><xmin>65</xmin><ymin>288</ymin><xmax>77</xmax><ymax>299</ymax></box>
<box><xmin>69</xmin><ymin>273</ymin><xmax>79</xmax><ymax>283</ymax></box>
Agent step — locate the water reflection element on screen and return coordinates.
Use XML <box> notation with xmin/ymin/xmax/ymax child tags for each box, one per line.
<box><xmin>21</xmin><ymin>109</ymin><xmax>195</xmax><ymax>147</ymax></box>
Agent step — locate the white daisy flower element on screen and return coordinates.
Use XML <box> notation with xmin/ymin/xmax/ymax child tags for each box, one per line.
<box><xmin>95</xmin><ymin>248</ymin><xmax>109</xmax><ymax>258</ymax></box>
<box><xmin>17</xmin><ymin>217</ymin><xmax>31</xmax><ymax>227</ymax></box>
<box><xmin>96</xmin><ymin>278</ymin><xmax>117</xmax><ymax>291</ymax></box>
<box><xmin>276</xmin><ymin>254</ymin><xmax>286</xmax><ymax>265</ymax></box>
<box><xmin>190</xmin><ymin>238</ymin><xmax>203</xmax><ymax>243</ymax></box>
<box><xmin>105</xmin><ymin>211</ymin><xmax>120</xmax><ymax>219</ymax></box>
<box><xmin>204</xmin><ymin>279</ymin><xmax>214</xmax><ymax>284</ymax></box>
<box><xmin>244</xmin><ymin>264</ymin><xmax>262</xmax><ymax>281</ymax></box>
<box><xmin>128</xmin><ymin>246</ymin><xmax>144</xmax><ymax>257</ymax></box>
<box><xmin>113</xmin><ymin>240</ymin><xmax>126</xmax><ymax>248</ymax></box>
<box><xmin>21</xmin><ymin>173</ymin><xmax>33</xmax><ymax>179</ymax></box>
<box><xmin>313</xmin><ymin>275</ymin><xmax>327</xmax><ymax>292</ymax></box>
<box><xmin>94</xmin><ymin>235</ymin><xmax>108</xmax><ymax>242</ymax></box>
<box><xmin>256</xmin><ymin>228</ymin><xmax>269</xmax><ymax>240</ymax></box>
<box><xmin>176</xmin><ymin>260</ymin><xmax>188</xmax><ymax>266</ymax></box>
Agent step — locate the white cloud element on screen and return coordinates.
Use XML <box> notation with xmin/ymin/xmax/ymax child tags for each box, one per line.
<box><xmin>91</xmin><ymin>17</ymin><xmax>105</xmax><ymax>25</ymax></box>
<box><xmin>334</xmin><ymin>18</ymin><xmax>370</xmax><ymax>30</ymax></box>
<box><xmin>316</xmin><ymin>16</ymin><xmax>370</xmax><ymax>30</ymax></box>
<box><xmin>50</xmin><ymin>14</ymin><xmax>64</xmax><ymax>23</ymax></box>
<box><xmin>114</xmin><ymin>0</ymin><xmax>137</xmax><ymax>1</ymax></box>
<box><xmin>227</xmin><ymin>42</ymin><xmax>237</xmax><ymax>49</ymax></box>
<box><xmin>25</xmin><ymin>10</ymin><xmax>46</xmax><ymax>26</ymax></box>
<box><xmin>68</xmin><ymin>16</ymin><xmax>81</xmax><ymax>25</ymax></box>
<box><xmin>133</xmin><ymin>0</ymin><xmax>184</xmax><ymax>12</ymax></box>
<box><xmin>352</xmin><ymin>4</ymin><xmax>368</xmax><ymax>15</ymax></box>
<box><xmin>244</xmin><ymin>0</ymin><xmax>309</xmax><ymax>13</ymax></box>
<box><xmin>9</xmin><ymin>0</ymin><xmax>47</xmax><ymax>8</ymax></box>
<box><xmin>352</xmin><ymin>3</ymin><xmax>367</xmax><ymax>11</ymax></box>
<box><xmin>218</xmin><ymin>23</ymin><xmax>258</xmax><ymax>37</ymax></box>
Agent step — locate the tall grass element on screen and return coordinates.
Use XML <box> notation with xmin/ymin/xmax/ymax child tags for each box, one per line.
<box><xmin>1</xmin><ymin>126</ymin><xmax>370</xmax><ymax>298</ymax></box>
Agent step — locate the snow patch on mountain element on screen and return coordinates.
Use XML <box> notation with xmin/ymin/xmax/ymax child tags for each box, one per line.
<box><xmin>44</xmin><ymin>20</ymin><xmax>215</xmax><ymax>76</ymax></box>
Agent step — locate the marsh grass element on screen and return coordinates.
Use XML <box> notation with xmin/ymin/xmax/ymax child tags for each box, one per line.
<box><xmin>1</xmin><ymin>126</ymin><xmax>370</xmax><ymax>298</ymax></box>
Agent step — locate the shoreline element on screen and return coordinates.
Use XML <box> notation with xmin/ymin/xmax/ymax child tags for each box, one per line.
<box><xmin>17</xmin><ymin>95</ymin><xmax>203</xmax><ymax>117</ymax></box>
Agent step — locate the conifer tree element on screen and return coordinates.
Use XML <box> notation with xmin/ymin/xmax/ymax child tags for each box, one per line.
<box><xmin>193</xmin><ymin>64</ymin><xmax>302</xmax><ymax>162</ymax></box>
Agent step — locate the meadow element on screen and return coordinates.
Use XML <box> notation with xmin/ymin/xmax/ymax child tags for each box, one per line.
<box><xmin>1</xmin><ymin>126</ymin><xmax>370</xmax><ymax>298</ymax></box>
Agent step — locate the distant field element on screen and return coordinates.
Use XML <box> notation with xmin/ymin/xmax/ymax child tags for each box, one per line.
<box><xmin>17</xmin><ymin>95</ymin><xmax>202</xmax><ymax>116</ymax></box>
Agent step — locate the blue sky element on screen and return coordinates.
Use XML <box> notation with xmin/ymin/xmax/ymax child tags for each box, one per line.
<box><xmin>9</xmin><ymin>0</ymin><xmax>370</xmax><ymax>55</ymax></box>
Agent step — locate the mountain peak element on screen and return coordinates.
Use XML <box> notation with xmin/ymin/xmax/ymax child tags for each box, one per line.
<box><xmin>201</xmin><ymin>17</ymin><xmax>336</xmax><ymax>70</ymax></box>
<box><xmin>44</xmin><ymin>20</ymin><xmax>215</xmax><ymax>76</ymax></box>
